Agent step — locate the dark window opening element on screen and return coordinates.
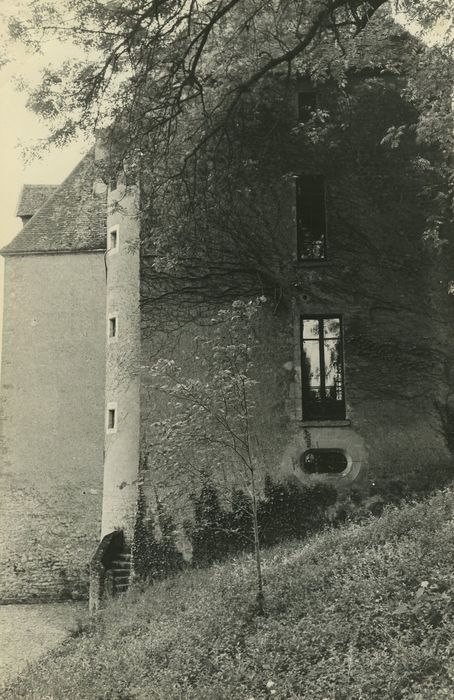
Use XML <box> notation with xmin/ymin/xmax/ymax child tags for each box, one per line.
<box><xmin>298</xmin><ymin>92</ymin><xmax>317</xmax><ymax>122</ymax></box>
<box><xmin>109</xmin><ymin>173</ymin><xmax>118</xmax><ymax>191</ymax></box>
<box><xmin>109</xmin><ymin>317</ymin><xmax>117</xmax><ymax>338</ymax></box>
<box><xmin>109</xmin><ymin>229</ymin><xmax>118</xmax><ymax>250</ymax></box>
<box><xmin>296</xmin><ymin>176</ymin><xmax>327</xmax><ymax>260</ymax></box>
<box><xmin>301</xmin><ymin>316</ymin><xmax>345</xmax><ymax>421</ymax></box>
<box><xmin>109</xmin><ymin>166</ymin><xmax>123</xmax><ymax>191</ymax></box>
<box><xmin>107</xmin><ymin>408</ymin><xmax>116</xmax><ymax>430</ymax></box>
<box><xmin>302</xmin><ymin>449</ymin><xmax>348</xmax><ymax>474</ymax></box>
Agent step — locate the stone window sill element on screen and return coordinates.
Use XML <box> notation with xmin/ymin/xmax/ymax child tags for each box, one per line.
<box><xmin>293</xmin><ymin>260</ymin><xmax>333</xmax><ymax>268</ymax></box>
<box><xmin>301</xmin><ymin>420</ymin><xmax>351</xmax><ymax>428</ymax></box>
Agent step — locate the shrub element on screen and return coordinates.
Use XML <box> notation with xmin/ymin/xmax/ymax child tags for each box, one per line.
<box><xmin>190</xmin><ymin>483</ymin><xmax>242</xmax><ymax>566</ymax></box>
<box><xmin>259</xmin><ymin>476</ymin><xmax>338</xmax><ymax>546</ymax></box>
<box><xmin>190</xmin><ymin>477</ymin><xmax>338</xmax><ymax>566</ymax></box>
<box><xmin>132</xmin><ymin>485</ymin><xmax>183</xmax><ymax>580</ymax></box>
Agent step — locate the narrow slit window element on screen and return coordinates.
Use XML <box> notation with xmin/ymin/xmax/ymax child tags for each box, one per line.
<box><xmin>109</xmin><ymin>228</ymin><xmax>118</xmax><ymax>250</ymax></box>
<box><xmin>296</xmin><ymin>176</ymin><xmax>327</xmax><ymax>260</ymax></box>
<box><xmin>298</xmin><ymin>92</ymin><xmax>317</xmax><ymax>122</ymax></box>
<box><xmin>109</xmin><ymin>172</ymin><xmax>118</xmax><ymax>192</ymax></box>
<box><xmin>301</xmin><ymin>316</ymin><xmax>345</xmax><ymax>421</ymax></box>
<box><xmin>109</xmin><ymin>316</ymin><xmax>117</xmax><ymax>339</ymax></box>
<box><xmin>107</xmin><ymin>408</ymin><xmax>116</xmax><ymax>431</ymax></box>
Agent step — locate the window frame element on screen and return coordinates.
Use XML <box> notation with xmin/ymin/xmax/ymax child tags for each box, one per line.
<box><xmin>300</xmin><ymin>315</ymin><xmax>346</xmax><ymax>421</ymax></box>
<box><xmin>109</xmin><ymin>164</ymin><xmax>124</xmax><ymax>193</ymax></box>
<box><xmin>108</xmin><ymin>225</ymin><xmax>119</xmax><ymax>253</ymax></box>
<box><xmin>296</xmin><ymin>175</ymin><xmax>328</xmax><ymax>262</ymax></box>
<box><xmin>106</xmin><ymin>402</ymin><xmax>118</xmax><ymax>434</ymax></box>
<box><xmin>108</xmin><ymin>314</ymin><xmax>118</xmax><ymax>341</ymax></box>
<box><xmin>109</xmin><ymin>172</ymin><xmax>118</xmax><ymax>192</ymax></box>
<box><xmin>301</xmin><ymin>448</ymin><xmax>349</xmax><ymax>475</ymax></box>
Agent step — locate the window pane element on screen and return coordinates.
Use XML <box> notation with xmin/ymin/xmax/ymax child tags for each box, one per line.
<box><xmin>324</xmin><ymin>338</ymin><xmax>343</xmax><ymax>401</ymax></box>
<box><xmin>302</xmin><ymin>318</ymin><xmax>320</xmax><ymax>339</ymax></box>
<box><xmin>323</xmin><ymin>318</ymin><xmax>340</xmax><ymax>339</ymax></box>
<box><xmin>302</xmin><ymin>340</ymin><xmax>321</xmax><ymax>389</ymax></box>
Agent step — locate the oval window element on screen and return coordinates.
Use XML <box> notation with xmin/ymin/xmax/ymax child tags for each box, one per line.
<box><xmin>301</xmin><ymin>449</ymin><xmax>348</xmax><ymax>475</ymax></box>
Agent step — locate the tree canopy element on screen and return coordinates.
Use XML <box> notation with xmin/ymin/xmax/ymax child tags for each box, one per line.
<box><xmin>4</xmin><ymin>0</ymin><xmax>453</xmax><ymax>323</ymax></box>
<box><xmin>6</xmin><ymin>1</ymin><xmax>452</xmax><ymax>154</ymax></box>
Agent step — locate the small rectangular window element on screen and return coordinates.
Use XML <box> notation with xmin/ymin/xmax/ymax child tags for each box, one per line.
<box><xmin>107</xmin><ymin>408</ymin><xmax>116</xmax><ymax>430</ymax></box>
<box><xmin>109</xmin><ymin>170</ymin><xmax>120</xmax><ymax>192</ymax></box>
<box><xmin>108</xmin><ymin>316</ymin><xmax>117</xmax><ymax>338</ymax></box>
<box><xmin>296</xmin><ymin>176</ymin><xmax>327</xmax><ymax>261</ymax></box>
<box><xmin>298</xmin><ymin>92</ymin><xmax>317</xmax><ymax>122</ymax></box>
<box><xmin>108</xmin><ymin>227</ymin><xmax>118</xmax><ymax>251</ymax></box>
<box><xmin>301</xmin><ymin>316</ymin><xmax>345</xmax><ymax>421</ymax></box>
<box><xmin>109</xmin><ymin>164</ymin><xmax>124</xmax><ymax>192</ymax></box>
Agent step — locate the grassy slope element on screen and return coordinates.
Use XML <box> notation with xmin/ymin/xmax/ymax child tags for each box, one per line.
<box><xmin>4</xmin><ymin>488</ymin><xmax>454</xmax><ymax>700</ymax></box>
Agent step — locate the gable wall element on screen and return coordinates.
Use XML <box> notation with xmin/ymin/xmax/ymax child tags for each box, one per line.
<box><xmin>0</xmin><ymin>251</ymin><xmax>106</xmax><ymax>602</ymax></box>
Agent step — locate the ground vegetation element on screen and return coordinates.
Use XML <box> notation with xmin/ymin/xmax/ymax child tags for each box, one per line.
<box><xmin>5</xmin><ymin>487</ymin><xmax>454</xmax><ymax>699</ymax></box>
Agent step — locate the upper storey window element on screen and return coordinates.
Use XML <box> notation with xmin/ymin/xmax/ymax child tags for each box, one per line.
<box><xmin>298</xmin><ymin>91</ymin><xmax>317</xmax><ymax>122</ymax></box>
<box><xmin>109</xmin><ymin>172</ymin><xmax>119</xmax><ymax>192</ymax></box>
<box><xmin>296</xmin><ymin>176</ymin><xmax>327</xmax><ymax>261</ymax></box>
<box><xmin>109</xmin><ymin>163</ymin><xmax>124</xmax><ymax>192</ymax></box>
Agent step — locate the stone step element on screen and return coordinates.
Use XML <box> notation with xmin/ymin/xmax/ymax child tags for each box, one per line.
<box><xmin>114</xmin><ymin>579</ymin><xmax>129</xmax><ymax>588</ymax></box>
<box><xmin>113</xmin><ymin>573</ymin><xmax>130</xmax><ymax>582</ymax></box>
<box><xmin>111</xmin><ymin>560</ymin><xmax>131</xmax><ymax>570</ymax></box>
<box><xmin>106</xmin><ymin>550</ymin><xmax>132</xmax><ymax>596</ymax></box>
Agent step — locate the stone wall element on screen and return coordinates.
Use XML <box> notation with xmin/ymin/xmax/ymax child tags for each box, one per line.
<box><xmin>136</xmin><ymin>50</ymin><xmax>454</xmax><ymax>543</ymax></box>
<box><xmin>0</xmin><ymin>252</ymin><xmax>106</xmax><ymax>602</ymax></box>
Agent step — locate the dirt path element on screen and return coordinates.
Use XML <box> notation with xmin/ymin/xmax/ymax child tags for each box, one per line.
<box><xmin>0</xmin><ymin>601</ymin><xmax>87</xmax><ymax>688</ymax></box>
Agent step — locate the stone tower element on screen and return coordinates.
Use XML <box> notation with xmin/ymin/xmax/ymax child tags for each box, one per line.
<box><xmin>101</xmin><ymin>161</ymin><xmax>141</xmax><ymax>542</ymax></box>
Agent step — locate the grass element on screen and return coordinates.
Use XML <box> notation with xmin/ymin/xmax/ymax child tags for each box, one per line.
<box><xmin>4</xmin><ymin>487</ymin><xmax>454</xmax><ymax>699</ymax></box>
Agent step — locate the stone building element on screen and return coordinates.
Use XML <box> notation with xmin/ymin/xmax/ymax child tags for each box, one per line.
<box><xmin>0</xmin><ymin>13</ymin><xmax>452</xmax><ymax>603</ymax></box>
<box><xmin>0</xmin><ymin>153</ymin><xmax>107</xmax><ymax>602</ymax></box>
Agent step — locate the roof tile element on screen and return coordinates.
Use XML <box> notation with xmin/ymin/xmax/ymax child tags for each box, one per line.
<box><xmin>2</xmin><ymin>149</ymin><xmax>107</xmax><ymax>255</ymax></box>
<box><xmin>16</xmin><ymin>185</ymin><xmax>59</xmax><ymax>218</ymax></box>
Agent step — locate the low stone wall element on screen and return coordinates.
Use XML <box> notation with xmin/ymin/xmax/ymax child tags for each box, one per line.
<box><xmin>0</xmin><ymin>477</ymin><xmax>100</xmax><ymax>604</ymax></box>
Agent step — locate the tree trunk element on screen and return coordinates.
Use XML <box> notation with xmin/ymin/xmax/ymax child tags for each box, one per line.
<box><xmin>250</xmin><ymin>470</ymin><xmax>265</xmax><ymax>615</ymax></box>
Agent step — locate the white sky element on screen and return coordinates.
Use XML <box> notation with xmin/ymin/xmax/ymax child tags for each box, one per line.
<box><xmin>0</xmin><ymin>1</ymin><xmax>86</xmax><ymax>350</ymax></box>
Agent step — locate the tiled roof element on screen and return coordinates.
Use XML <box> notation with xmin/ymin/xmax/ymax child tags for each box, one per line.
<box><xmin>16</xmin><ymin>185</ymin><xmax>59</xmax><ymax>218</ymax></box>
<box><xmin>2</xmin><ymin>149</ymin><xmax>107</xmax><ymax>255</ymax></box>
